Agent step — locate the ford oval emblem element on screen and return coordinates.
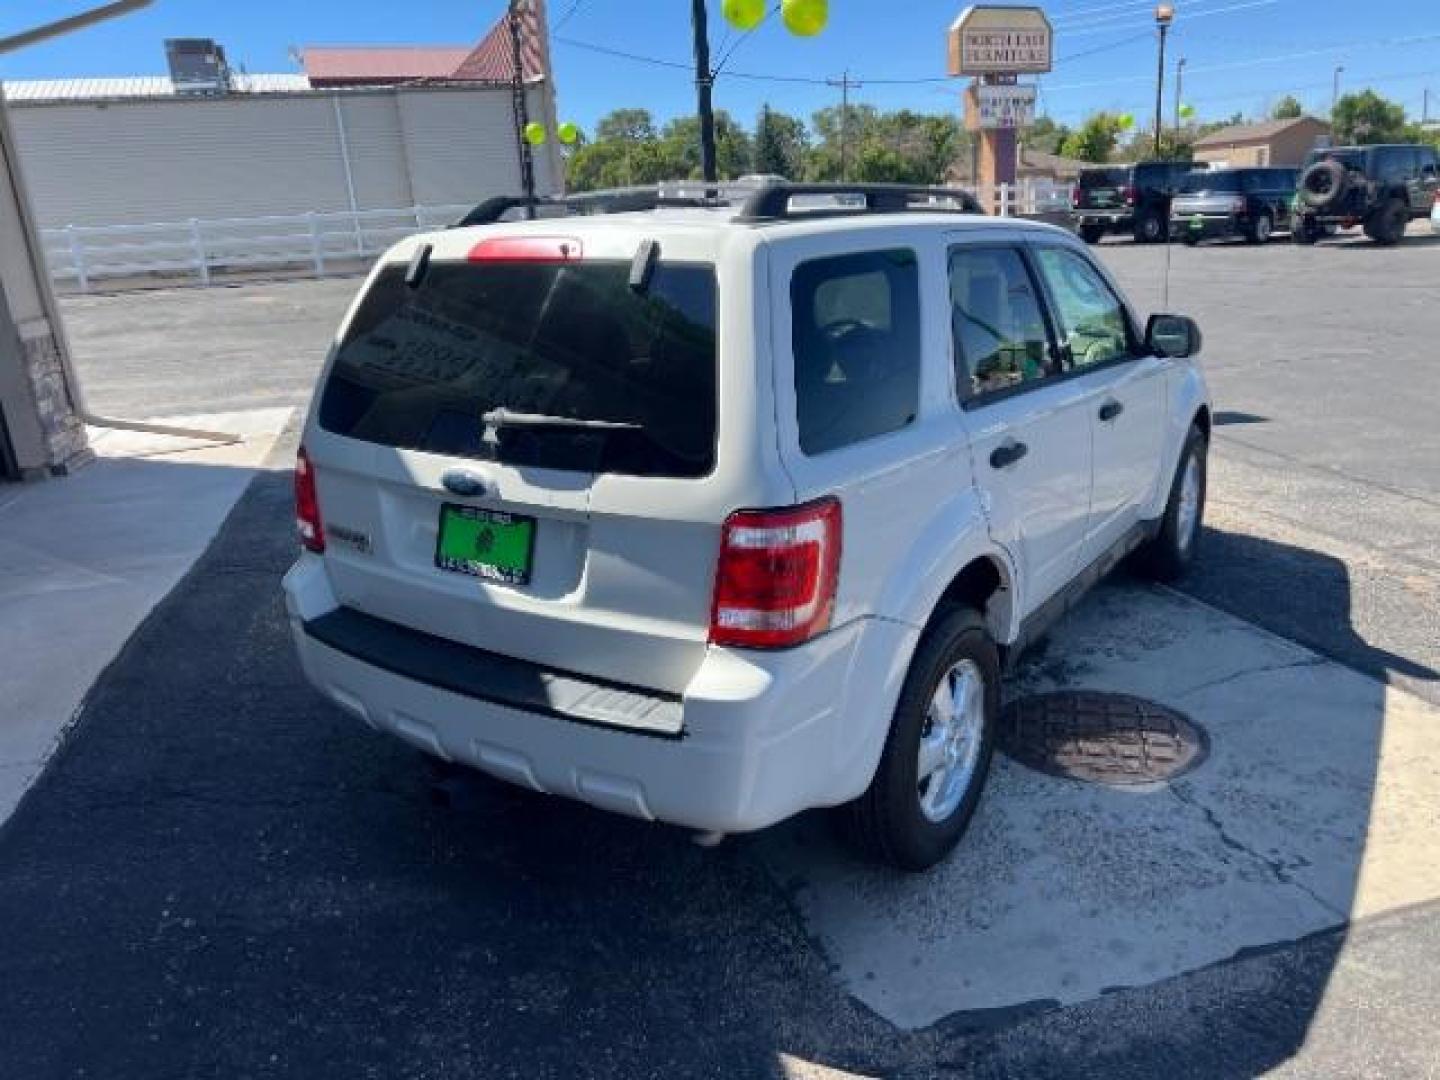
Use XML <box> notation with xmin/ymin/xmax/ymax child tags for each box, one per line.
<box><xmin>441</xmin><ymin>469</ymin><xmax>488</xmax><ymax>498</ymax></box>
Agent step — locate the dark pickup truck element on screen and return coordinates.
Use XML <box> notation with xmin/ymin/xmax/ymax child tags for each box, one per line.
<box><xmin>1170</xmin><ymin>167</ymin><xmax>1298</xmax><ymax>245</ymax></box>
<box><xmin>1072</xmin><ymin>160</ymin><xmax>1209</xmax><ymax>244</ymax></box>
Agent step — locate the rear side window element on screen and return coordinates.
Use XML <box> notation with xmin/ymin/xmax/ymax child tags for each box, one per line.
<box><xmin>790</xmin><ymin>249</ymin><xmax>920</xmax><ymax>455</ymax></box>
<box><xmin>319</xmin><ymin>259</ymin><xmax>717</xmax><ymax>478</ymax></box>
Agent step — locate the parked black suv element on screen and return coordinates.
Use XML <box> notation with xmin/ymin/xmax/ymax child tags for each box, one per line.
<box><xmin>1170</xmin><ymin>167</ymin><xmax>1298</xmax><ymax>245</ymax></box>
<box><xmin>1293</xmin><ymin>143</ymin><xmax>1439</xmax><ymax>245</ymax></box>
<box><xmin>1072</xmin><ymin>160</ymin><xmax>1209</xmax><ymax>244</ymax></box>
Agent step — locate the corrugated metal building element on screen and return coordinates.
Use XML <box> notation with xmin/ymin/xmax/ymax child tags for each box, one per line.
<box><xmin>4</xmin><ymin>81</ymin><xmax>561</xmax><ymax>229</ymax></box>
<box><xmin>1</xmin><ymin>1</ymin><xmax>562</xmax><ymax>231</ymax></box>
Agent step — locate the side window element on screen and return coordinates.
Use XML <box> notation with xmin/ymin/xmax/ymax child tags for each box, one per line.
<box><xmin>948</xmin><ymin>246</ymin><xmax>1054</xmax><ymax>402</ymax></box>
<box><xmin>1031</xmin><ymin>246</ymin><xmax>1135</xmax><ymax>370</ymax></box>
<box><xmin>790</xmin><ymin>249</ymin><xmax>920</xmax><ymax>455</ymax></box>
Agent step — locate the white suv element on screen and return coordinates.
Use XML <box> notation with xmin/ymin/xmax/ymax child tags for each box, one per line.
<box><xmin>284</xmin><ymin>183</ymin><xmax>1211</xmax><ymax>870</ymax></box>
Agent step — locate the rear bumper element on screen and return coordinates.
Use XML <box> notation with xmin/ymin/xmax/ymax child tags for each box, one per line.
<box><xmin>283</xmin><ymin>555</ymin><xmax>917</xmax><ymax>833</ymax></box>
<box><xmin>1074</xmin><ymin>211</ymin><xmax>1133</xmax><ymax>228</ymax></box>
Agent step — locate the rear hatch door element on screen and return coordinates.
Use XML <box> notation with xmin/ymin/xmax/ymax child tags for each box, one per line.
<box><xmin>306</xmin><ymin>231</ymin><xmax>730</xmax><ymax>697</ymax></box>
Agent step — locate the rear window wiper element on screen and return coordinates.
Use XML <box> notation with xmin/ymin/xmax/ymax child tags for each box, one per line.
<box><xmin>481</xmin><ymin>409</ymin><xmax>642</xmax><ymax>432</ymax></box>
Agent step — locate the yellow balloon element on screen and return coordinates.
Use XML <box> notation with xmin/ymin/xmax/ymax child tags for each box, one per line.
<box><xmin>722</xmin><ymin>0</ymin><xmax>767</xmax><ymax>31</ymax></box>
<box><xmin>557</xmin><ymin>121</ymin><xmax>580</xmax><ymax>145</ymax></box>
<box><xmin>1117</xmin><ymin>112</ymin><xmax>1135</xmax><ymax>130</ymax></box>
<box><xmin>524</xmin><ymin>121</ymin><xmax>547</xmax><ymax>146</ymax></box>
<box><xmin>1178</xmin><ymin>103</ymin><xmax>1196</xmax><ymax>119</ymax></box>
<box><xmin>782</xmin><ymin>0</ymin><xmax>828</xmax><ymax>37</ymax></box>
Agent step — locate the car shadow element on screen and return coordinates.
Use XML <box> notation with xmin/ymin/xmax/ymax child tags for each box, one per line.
<box><xmin>0</xmin><ymin>467</ymin><xmax>1431</xmax><ymax>1078</ymax></box>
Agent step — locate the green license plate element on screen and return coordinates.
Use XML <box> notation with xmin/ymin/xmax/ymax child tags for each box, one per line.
<box><xmin>435</xmin><ymin>504</ymin><xmax>536</xmax><ymax>585</ymax></box>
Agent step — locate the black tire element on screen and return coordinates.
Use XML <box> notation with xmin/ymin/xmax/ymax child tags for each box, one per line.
<box><xmin>1182</xmin><ymin>233</ymin><xmax>1199</xmax><ymax>247</ymax></box>
<box><xmin>1246</xmin><ymin>211</ymin><xmax>1273</xmax><ymax>244</ymax></box>
<box><xmin>1299</xmin><ymin>159</ymin><xmax>1348</xmax><ymax>210</ymax></box>
<box><xmin>1133</xmin><ymin>211</ymin><xmax>1166</xmax><ymax>244</ymax></box>
<box><xmin>1078</xmin><ymin>219</ymin><xmax>1107</xmax><ymax>244</ymax></box>
<box><xmin>838</xmin><ymin>607</ymin><xmax>999</xmax><ymax>871</ymax></box>
<box><xmin>1292</xmin><ymin>216</ymin><xmax>1320</xmax><ymax>245</ymax></box>
<box><xmin>1134</xmin><ymin>424</ymin><xmax>1207</xmax><ymax>581</ymax></box>
<box><xmin>1363</xmin><ymin>198</ymin><xmax>1407</xmax><ymax>246</ymax></box>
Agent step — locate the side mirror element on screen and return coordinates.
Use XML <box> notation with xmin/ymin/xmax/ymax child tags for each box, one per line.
<box><xmin>1146</xmin><ymin>313</ymin><xmax>1202</xmax><ymax>358</ymax></box>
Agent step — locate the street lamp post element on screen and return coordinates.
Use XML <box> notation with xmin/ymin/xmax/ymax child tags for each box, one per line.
<box><xmin>1153</xmin><ymin>4</ymin><xmax>1175</xmax><ymax>157</ymax></box>
<box><xmin>1174</xmin><ymin>56</ymin><xmax>1186</xmax><ymax>134</ymax></box>
<box><xmin>1332</xmin><ymin>65</ymin><xmax>1344</xmax><ymax>114</ymax></box>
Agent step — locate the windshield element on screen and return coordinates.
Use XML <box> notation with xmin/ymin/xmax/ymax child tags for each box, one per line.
<box><xmin>319</xmin><ymin>259</ymin><xmax>718</xmax><ymax>478</ymax></box>
<box><xmin>1078</xmin><ymin>168</ymin><xmax>1129</xmax><ymax>188</ymax></box>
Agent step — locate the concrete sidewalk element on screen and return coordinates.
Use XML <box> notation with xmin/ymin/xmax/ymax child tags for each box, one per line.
<box><xmin>0</xmin><ymin>408</ymin><xmax>291</xmax><ymax>824</ymax></box>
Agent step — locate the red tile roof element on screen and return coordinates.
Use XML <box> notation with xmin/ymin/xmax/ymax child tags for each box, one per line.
<box><xmin>303</xmin><ymin>4</ymin><xmax>547</xmax><ymax>87</ymax></box>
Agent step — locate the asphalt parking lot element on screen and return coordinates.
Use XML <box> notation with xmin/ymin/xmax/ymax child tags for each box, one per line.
<box><xmin>3</xmin><ymin>229</ymin><xmax>1437</xmax><ymax>1077</ymax></box>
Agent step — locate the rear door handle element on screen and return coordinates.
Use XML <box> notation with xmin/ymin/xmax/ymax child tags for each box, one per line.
<box><xmin>1098</xmin><ymin>398</ymin><xmax>1124</xmax><ymax>422</ymax></box>
<box><xmin>989</xmin><ymin>440</ymin><xmax>1028</xmax><ymax>469</ymax></box>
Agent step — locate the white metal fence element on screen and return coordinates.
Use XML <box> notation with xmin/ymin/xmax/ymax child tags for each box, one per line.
<box><xmin>41</xmin><ymin>204</ymin><xmax>472</xmax><ymax>292</ymax></box>
<box><xmin>40</xmin><ymin>184</ymin><xmax>1076</xmax><ymax>292</ymax></box>
<box><xmin>977</xmin><ymin>179</ymin><xmax>1073</xmax><ymax>218</ymax></box>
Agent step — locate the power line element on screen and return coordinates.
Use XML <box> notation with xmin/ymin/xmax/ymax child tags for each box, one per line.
<box><xmin>551</xmin><ymin>0</ymin><xmax>587</xmax><ymax>32</ymax></box>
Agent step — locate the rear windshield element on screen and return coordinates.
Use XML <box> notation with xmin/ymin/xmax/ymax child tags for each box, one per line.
<box><xmin>319</xmin><ymin>259</ymin><xmax>718</xmax><ymax>478</ymax></box>
<box><xmin>1079</xmin><ymin>168</ymin><xmax>1128</xmax><ymax>188</ymax></box>
<box><xmin>1306</xmin><ymin>149</ymin><xmax>1363</xmax><ymax>169</ymax></box>
<box><xmin>1181</xmin><ymin>171</ymin><xmax>1242</xmax><ymax>193</ymax></box>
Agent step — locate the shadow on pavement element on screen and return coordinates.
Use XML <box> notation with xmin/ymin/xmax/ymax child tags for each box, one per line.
<box><xmin>1180</xmin><ymin>523</ymin><xmax>1438</xmax><ymax>688</ymax></box>
<box><xmin>0</xmin><ymin>466</ymin><xmax>1432</xmax><ymax>1078</ymax></box>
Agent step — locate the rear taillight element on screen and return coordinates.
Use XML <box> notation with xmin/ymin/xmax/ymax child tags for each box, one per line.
<box><xmin>710</xmin><ymin>498</ymin><xmax>841</xmax><ymax>650</ymax></box>
<box><xmin>1071</xmin><ymin>184</ymin><xmax>1082</xmax><ymax>208</ymax></box>
<box><xmin>1122</xmin><ymin>184</ymin><xmax>1137</xmax><ymax>205</ymax></box>
<box><xmin>295</xmin><ymin>447</ymin><xmax>324</xmax><ymax>553</ymax></box>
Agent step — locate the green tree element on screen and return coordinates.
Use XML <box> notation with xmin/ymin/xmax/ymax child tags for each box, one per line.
<box><xmin>594</xmin><ymin>108</ymin><xmax>657</xmax><ymax>144</ymax></box>
<box><xmin>1059</xmin><ymin>113</ymin><xmax>1126</xmax><ymax>163</ymax></box>
<box><xmin>805</xmin><ymin>105</ymin><xmax>964</xmax><ymax>183</ymax></box>
<box><xmin>753</xmin><ymin>104</ymin><xmax>809</xmax><ymax>178</ymax></box>
<box><xmin>1332</xmin><ymin>90</ymin><xmax>1408</xmax><ymax>144</ymax></box>
<box><xmin>1271</xmin><ymin>95</ymin><xmax>1304</xmax><ymax>120</ymax></box>
<box><xmin>1024</xmin><ymin>116</ymin><xmax>1072</xmax><ymax>156</ymax></box>
<box><xmin>659</xmin><ymin>111</ymin><xmax>753</xmax><ymax>180</ymax></box>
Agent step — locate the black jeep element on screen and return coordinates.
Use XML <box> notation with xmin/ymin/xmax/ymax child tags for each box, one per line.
<box><xmin>1072</xmin><ymin>160</ymin><xmax>1209</xmax><ymax>244</ymax></box>
<box><xmin>1293</xmin><ymin>143</ymin><xmax>1439</xmax><ymax>245</ymax></box>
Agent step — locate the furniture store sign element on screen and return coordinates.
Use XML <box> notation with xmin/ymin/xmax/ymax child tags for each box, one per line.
<box><xmin>976</xmin><ymin>84</ymin><xmax>1037</xmax><ymax>128</ymax></box>
<box><xmin>948</xmin><ymin>6</ymin><xmax>1053</xmax><ymax>76</ymax></box>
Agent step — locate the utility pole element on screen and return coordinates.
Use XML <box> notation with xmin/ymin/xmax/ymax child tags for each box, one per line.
<box><xmin>1332</xmin><ymin>65</ymin><xmax>1344</xmax><ymax>114</ymax></box>
<box><xmin>1153</xmin><ymin>4</ymin><xmax>1174</xmax><ymax>157</ymax></box>
<box><xmin>507</xmin><ymin>0</ymin><xmax>537</xmax><ymax>215</ymax></box>
<box><xmin>1174</xmin><ymin>56</ymin><xmax>1186</xmax><ymax>134</ymax></box>
<box><xmin>826</xmin><ymin>70</ymin><xmax>861</xmax><ymax>180</ymax></box>
<box><xmin>690</xmin><ymin>0</ymin><xmax>718</xmax><ymax>184</ymax></box>
<box><xmin>1424</xmin><ymin>86</ymin><xmax>1431</xmax><ymax>124</ymax></box>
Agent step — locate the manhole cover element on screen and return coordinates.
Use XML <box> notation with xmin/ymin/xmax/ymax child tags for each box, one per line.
<box><xmin>998</xmin><ymin>691</ymin><xmax>1208</xmax><ymax>785</ymax></box>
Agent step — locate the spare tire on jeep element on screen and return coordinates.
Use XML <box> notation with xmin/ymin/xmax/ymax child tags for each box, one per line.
<box><xmin>1299</xmin><ymin>159</ymin><xmax>1349</xmax><ymax>210</ymax></box>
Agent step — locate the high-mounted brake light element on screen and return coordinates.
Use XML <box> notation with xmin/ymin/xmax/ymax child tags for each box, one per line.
<box><xmin>710</xmin><ymin>498</ymin><xmax>841</xmax><ymax>650</ymax></box>
<box><xmin>295</xmin><ymin>446</ymin><xmax>325</xmax><ymax>553</ymax></box>
<box><xmin>467</xmin><ymin>236</ymin><xmax>583</xmax><ymax>263</ymax></box>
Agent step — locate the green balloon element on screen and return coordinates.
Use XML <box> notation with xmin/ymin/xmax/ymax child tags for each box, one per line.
<box><xmin>1117</xmin><ymin>112</ymin><xmax>1135</xmax><ymax>130</ymax></box>
<box><xmin>524</xmin><ymin>121</ymin><xmax>547</xmax><ymax>146</ymax></box>
<box><xmin>557</xmin><ymin>121</ymin><xmax>580</xmax><ymax>145</ymax></box>
<box><xmin>782</xmin><ymin>0</ymin><xmax>828</xmax><ymax>37</ymax></box>
<box><xmin>1178</xmin><ymin>103</ymin><xmax>1196</xmax><ymax>119</ymax></box>
<box><xmin>722</xmin><ymin>0</ymin><xmax>767</xmax><ymax>31</ymax></box>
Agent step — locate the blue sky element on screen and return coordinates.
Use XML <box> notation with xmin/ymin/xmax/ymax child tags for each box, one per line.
<box><xmin>3</xmin><ymin>0</ymin><xmax>1436</xmax><ymax>133</ymax></box>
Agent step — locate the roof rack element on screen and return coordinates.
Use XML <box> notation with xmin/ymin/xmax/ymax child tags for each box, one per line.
<box><xmin>454</xmin><ymin>180</ymin><xmax>984</xmax><ymax>229</ymax></box>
